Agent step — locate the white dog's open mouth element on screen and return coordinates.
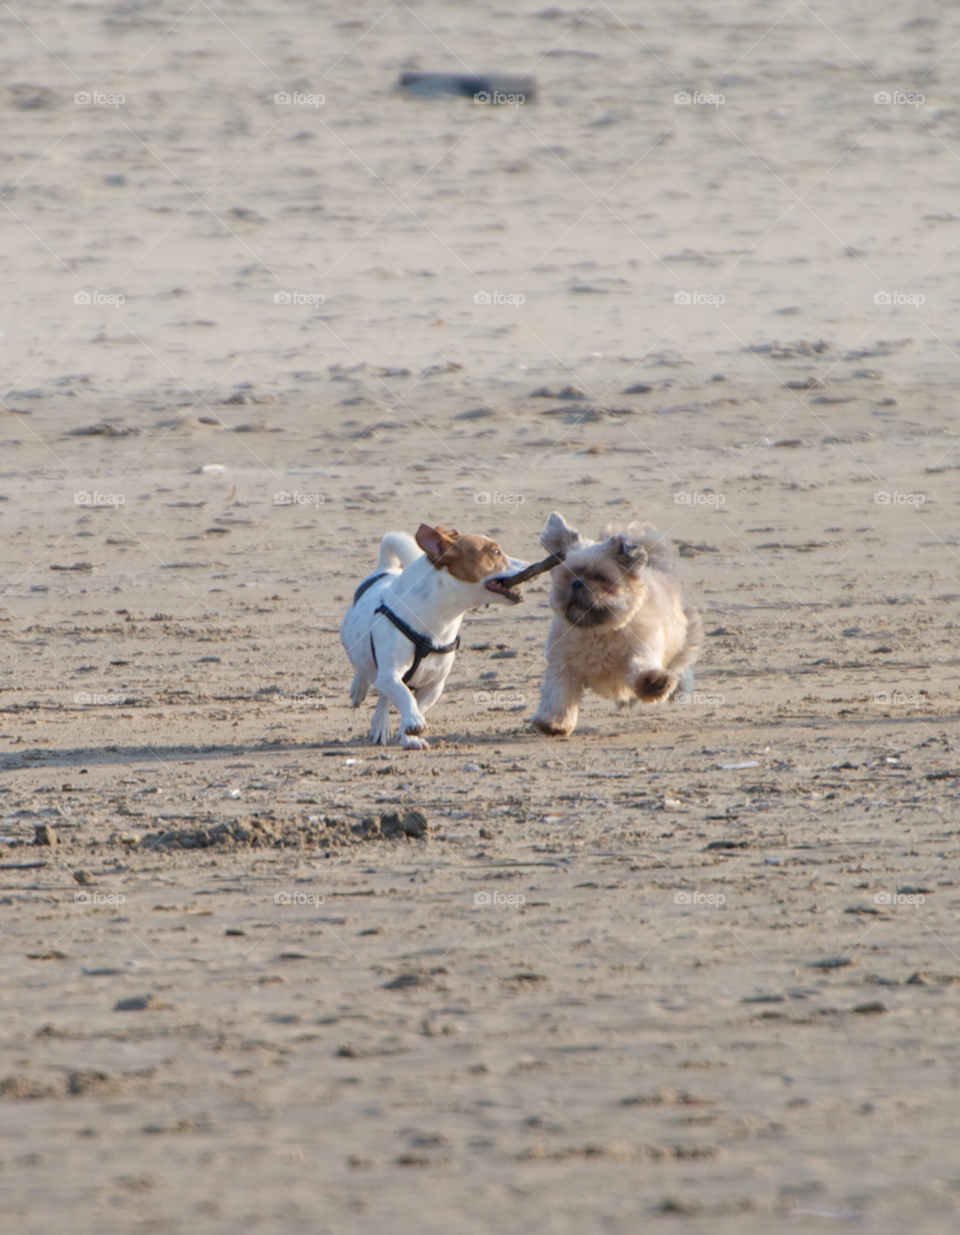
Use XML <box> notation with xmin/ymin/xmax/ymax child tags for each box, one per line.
<box><xmin>485</xmin><ymin>578</ymin><xmax>523</xmax><ymax>603</ymax></box>
<box><xmin>487</xmin><ymin>554</ymin><xmax>561</xmax><ymax>604</ymax></box>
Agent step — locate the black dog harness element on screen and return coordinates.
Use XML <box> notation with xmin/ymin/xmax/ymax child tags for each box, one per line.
<box><xmin>369</xmin><ymin>601</ymin><xmax>460</xmax><ymax>686</ymax></box>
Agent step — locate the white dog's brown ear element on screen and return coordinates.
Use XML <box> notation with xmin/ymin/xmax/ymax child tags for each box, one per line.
<box><xmin>540</xmin><ymin>511</ymin><xmax>582</xmax><ymax>556</ymax></box>
<box><xmin>416</xmin><ymin>523</ymin><xmax>456</xmax><ymax>565</ymax></box>
<box><xmin>610</xmin><ymin>534</ymin><xmax>649</xmax><ymax>573</ymax></box>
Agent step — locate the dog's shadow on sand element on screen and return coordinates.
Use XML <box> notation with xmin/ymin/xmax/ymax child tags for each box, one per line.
<box><xmin>0</xmin><ymin>732</ymin><xmax>546</xmax><ymax>771</ymax></box>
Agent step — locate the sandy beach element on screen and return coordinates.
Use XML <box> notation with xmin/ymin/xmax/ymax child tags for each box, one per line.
<box><xmin>2</xmin><ymin>3</ymin><xmax>960</xmax><ymax>1231</ymax></box>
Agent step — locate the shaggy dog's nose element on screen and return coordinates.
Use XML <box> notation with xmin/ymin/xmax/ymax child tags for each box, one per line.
<box><xmin>571</xmin><ymin>578</ymin><xmax>583</xmax><ymax>592</ymax></box>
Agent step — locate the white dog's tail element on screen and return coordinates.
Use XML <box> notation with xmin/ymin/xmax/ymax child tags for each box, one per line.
<box><xmin>376</xmin><ymin>532</ymin><xmax>422</xmax><ymax>572</ymax></box>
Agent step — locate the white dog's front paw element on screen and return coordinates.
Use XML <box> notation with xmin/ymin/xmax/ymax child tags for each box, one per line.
<box><xmin>369</xmin><ymin>719</ymin><xmax>391</xmax><ymax>745</ymax></box>
<box><xmin>400</xmin><ymin>732</ymin><xmax>430</xmax><ymax>750</ymax></box>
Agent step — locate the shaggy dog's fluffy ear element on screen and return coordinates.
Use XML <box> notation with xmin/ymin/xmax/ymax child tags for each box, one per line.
<box><xmin>608</xmin><ymin>534</ymin><xmax>649</xmax><ymax>574</ymax></box>
<box><xmin>540</xmin><ymin>511</ymin><xmax>583</xmax><ymax>557</ymax></box>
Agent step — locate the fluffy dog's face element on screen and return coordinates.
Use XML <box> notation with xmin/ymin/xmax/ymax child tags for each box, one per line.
<box><xmin>551</xmin><ymin>536</ymin><xmax>649</xmax><ymax>628</ymax></box>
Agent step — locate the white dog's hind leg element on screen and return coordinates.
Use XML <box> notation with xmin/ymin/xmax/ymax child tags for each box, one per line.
<box><xmin>369</xmin><ymin>695</ymin><xmax>392</xmax><ymax>745</ymax></box>
<box><xmin>350</xmin><ymin>669</ymin><xmax>371</xmax><ymax>707</ymax></box>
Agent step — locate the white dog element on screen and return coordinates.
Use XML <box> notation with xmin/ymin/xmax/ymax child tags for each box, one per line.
<box><xmin>340</xmin><ymin>524</ymin><xmax>529</xmax><ymax>749</ymax></box>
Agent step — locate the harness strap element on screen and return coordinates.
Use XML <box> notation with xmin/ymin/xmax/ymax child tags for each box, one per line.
<box><xmin>374</xmin><ymin>601</ymin><xmax>460</xmax><ymax>685</ymax></box>
<box><xmin>353</xmin><ymin>571</ymin><xmax>388</xmax><ymax>605</ymax></box>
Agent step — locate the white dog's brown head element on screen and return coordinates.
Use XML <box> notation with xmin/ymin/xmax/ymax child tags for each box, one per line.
<box><xmin>415</xmin><ymin>524</ymin><xmax>526</xmax><ymax>604</ymax></box>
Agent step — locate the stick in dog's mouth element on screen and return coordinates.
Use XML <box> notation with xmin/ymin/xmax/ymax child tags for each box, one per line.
<box><xmin>486</xmin><ymin>552</ymin><xmax>564</xmax><ymax>602</ymax></box>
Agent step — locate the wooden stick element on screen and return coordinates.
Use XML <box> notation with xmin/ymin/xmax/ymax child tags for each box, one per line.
<box><xmin>497</xmin><ymin>553</ymin><xmax>563</xmax><ymax>587</ymax></box>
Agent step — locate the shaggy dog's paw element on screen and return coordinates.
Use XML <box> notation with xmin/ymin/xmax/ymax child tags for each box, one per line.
<box><xmin>634</xmin><ymin>669</ymin><xmax>679</xmax><ymax>702</ymax></box>
<box><xmin>531</xmin><ymin>715</ymin><xmax>574</xmax><ymax>737</ymax></box>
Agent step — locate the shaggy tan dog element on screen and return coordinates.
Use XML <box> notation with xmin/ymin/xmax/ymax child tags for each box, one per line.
<box><xmin>531</xmin><ymin>512</ymin><xmax>703</xmax><ymax>737</ymax></box>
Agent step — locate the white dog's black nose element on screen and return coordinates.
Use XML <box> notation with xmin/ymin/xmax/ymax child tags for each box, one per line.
<box><xmin>571</xmin><ymin>578</ymin><xmax>584</xmax><ymax>592</ymax></box>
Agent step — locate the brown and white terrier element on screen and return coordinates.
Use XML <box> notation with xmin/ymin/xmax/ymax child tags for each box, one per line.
<box><xmin>531</xmin><ymin>512</ymin><xmax>703</xmax><ymax>737</ymax></box>
<box><xmin>341</xmin><ymin>525</ymin><xmax>529</xmax><ymax>750</ymax></box>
